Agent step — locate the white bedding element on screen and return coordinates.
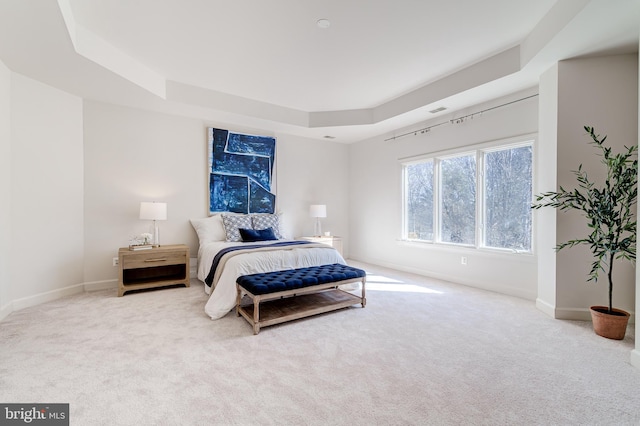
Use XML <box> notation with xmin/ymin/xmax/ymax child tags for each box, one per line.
<box><xmin>198</xmin><ymin>240</ymin><xmax>346</xmax><ymax>320</ymax></box>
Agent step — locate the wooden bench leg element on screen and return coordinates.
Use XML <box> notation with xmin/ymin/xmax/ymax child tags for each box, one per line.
<box><xmin>253</xmin><ymin>296</ymin><xmax>261</xmax><ymax>335</ymax></box>
<box><xmin>361</xmin><ymin>277</ymin><xmax>367</xmax><ymax>308</ymax></box>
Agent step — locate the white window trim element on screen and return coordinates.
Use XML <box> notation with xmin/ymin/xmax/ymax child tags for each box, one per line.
<box><xmin>400</xmin><ymin>133</ymin><xmax>537</xmax><ymax>254</ymax></box>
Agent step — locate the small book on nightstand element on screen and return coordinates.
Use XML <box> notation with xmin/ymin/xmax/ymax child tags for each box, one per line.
<box><xmin>129</xmin><ymin>244</ymin><xmax>153</xmax><ymax>251</ymax></box>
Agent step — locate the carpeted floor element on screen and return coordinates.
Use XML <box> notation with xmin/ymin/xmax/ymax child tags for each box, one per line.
<box><xmin>0</xmin><ymin>261</ymin><xmax>638</xmax><ymax>425</ymax></box>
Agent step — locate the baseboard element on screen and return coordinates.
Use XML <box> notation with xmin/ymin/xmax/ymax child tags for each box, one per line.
<box><xmin>84</xmin><ymin>279</ymin><xmax>117</xmax><ymax>292</ymax></box>
<box><xmin>0</xmin><ymin>270</ymin><xmax>200</xmax><ymax>323</ymax></box>
<box><xmin>0</xmin><ymin>302</ymin><xmax>12</xmax><ymax>322</ymax></box>
<box><xmin>535</xmin><ymin>298</ymin><xmax>556</xmax><ymax>318</ymax></box>
<box><xmin>351</xmin><ymin>256</ymin><xmax>637</xmax><ymax>323</ymax></box>
<box><xmin>536</xmin><ymin>300</ymin><xmax>636</xmax><ymax>323</ymax></box>
<box><xmin>631</xmin><ymin>349</ymin><xmax>640</xmax><ymax>369</ymax></box>
<box><xmin>552</xmin><ymin>306</ymin><xmax>593</xmax><ymax>321</ymax></box>
<box><xmin>11</xmin><ymin>283</ymin><xmax>86</xmax><ymax>312</ymax></box>
<box><xmin>0</xmin><ymin>279</ymin><xmax>118</xmax><ymax>323</ymax></box>
<box><xmin>349</xmin><ymin>255</ymin><xmax>537</xmax><ymax>301</ymax></box>
<box><xmin>537</xmin><ymin>299</ymin><xmax>594</xmax><ymax>321</ymax></box>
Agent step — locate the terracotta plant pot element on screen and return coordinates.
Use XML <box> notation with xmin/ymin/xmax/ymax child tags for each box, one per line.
<box><xmin>589</xmin><ymin>306</ymin><xmax>630</xmax><ymax>340</ymax></box>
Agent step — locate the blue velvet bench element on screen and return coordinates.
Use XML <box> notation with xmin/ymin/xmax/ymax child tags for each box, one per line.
<box><xmin>236</xmin><ymin>263</ymin><xmax>366</xmax><ymax>334</ymax></box>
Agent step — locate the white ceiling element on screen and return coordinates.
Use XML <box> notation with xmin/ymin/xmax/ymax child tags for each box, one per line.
<box><xmin>0</xmin><ymin>0</ymin><xmax>638</xmax><ymax>143</ymax></box>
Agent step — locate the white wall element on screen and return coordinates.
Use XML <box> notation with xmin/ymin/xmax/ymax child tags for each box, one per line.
<box><xmin>82</xmin><ymin>101</ymin><xmax>351</xmax><ymax>283</ymax></box>
<box><xmin>538</xmin><ymin>54</ymin><xmax>638</xmax><ymax>319</ymax></box>
<box><xmin>536</xmin><ymin>64</ymin><xmax>559</xmax><ymax>316</ymax></box>
<box><xmin>9</xmin><ymin>73</ymin><xmax>84</xmax><ymax>309</ymax></box>
<box><xmin>348</xmin><ymin>89</ymin><xmax>539</xmax><ymax>299</ymax></box>
<box><xmin>83</xmin><ymin>102</ymin><xmax>205</xmax><ymax>283</ymax></box>
<box><xmin>0</xmin><ymin>59</ymin><xmax>11</xmax><ymax>320</ymax></box>
<box><xmin>275</xmin><ymin>133</ymin><xmax>349</xmax><ymax>244</ymax></box>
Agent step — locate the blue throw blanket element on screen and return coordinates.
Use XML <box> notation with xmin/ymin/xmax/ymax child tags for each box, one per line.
<box><xmin>204</xmin><ymin>240</ymin><xmax>314</xmax><ymax>287</ymax></box>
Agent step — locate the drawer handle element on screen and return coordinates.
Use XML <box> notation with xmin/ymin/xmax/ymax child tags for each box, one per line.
<box><xmin>144</xmin><ymin>258</ymin><xmax>167</xmax><ymax>262</ymax></box>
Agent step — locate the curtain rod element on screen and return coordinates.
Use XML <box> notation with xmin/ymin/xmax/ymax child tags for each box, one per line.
<box><xmin>384</xmin><ymin>93</ymin><xmax>539</xmax><ymax>142</ymax></box>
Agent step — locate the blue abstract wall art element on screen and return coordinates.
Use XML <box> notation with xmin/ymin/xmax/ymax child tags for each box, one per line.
<box><xmin>208</xmin><ymin>128</ymin><xmax>276</xmax><ymax>214</ymax></box>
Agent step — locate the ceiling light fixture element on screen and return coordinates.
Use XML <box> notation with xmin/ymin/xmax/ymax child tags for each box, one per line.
<box><xmin>317</xmin><ymin>19</ymin><xmax>331</xmax><ymax>29</ymax></box>
<box><xmin>429</xmin><ymin>107</ymin><xmax>447</xmax><ymax>114</ymax></box>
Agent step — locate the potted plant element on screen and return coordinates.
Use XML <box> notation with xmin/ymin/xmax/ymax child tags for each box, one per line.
<box><xmin>532</xmin><ymin>126</ymin><xmax>637</xmax><ymax>340</ymax></box>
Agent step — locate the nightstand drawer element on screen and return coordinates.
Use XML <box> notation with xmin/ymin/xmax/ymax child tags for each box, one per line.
<box><xmin>122</xmin><ymin>251</ymin><xmax>186</xmax><ymax>270</ymax></box>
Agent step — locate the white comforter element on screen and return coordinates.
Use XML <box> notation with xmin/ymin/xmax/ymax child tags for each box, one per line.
<box><xmin>197</xmin><ymin>240</ymin><xmax>346</xmax><ymax>320</ymax></box>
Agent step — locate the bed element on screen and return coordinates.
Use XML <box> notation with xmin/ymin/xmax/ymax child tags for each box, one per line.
<box><xmin>191</xmin><ymin>213</ymin><xmax>346</xmax><ymax>320</ymax></box>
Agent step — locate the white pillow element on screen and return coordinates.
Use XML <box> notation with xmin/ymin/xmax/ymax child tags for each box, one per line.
<box><xmin>190</xmin><ymin>215</ymin><xmax>226</xmax><ymax>245</ymax></box>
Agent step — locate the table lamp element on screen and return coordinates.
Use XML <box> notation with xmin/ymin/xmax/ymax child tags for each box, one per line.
<box><xmin>140</xmin><ymin>202</ymin><xmax>167</xmax><ymax>247</ymax></box>
<box><xmin>309</xmin><ymin>204</ymin><xmax>326</xmax><ymax>237</ymax></box>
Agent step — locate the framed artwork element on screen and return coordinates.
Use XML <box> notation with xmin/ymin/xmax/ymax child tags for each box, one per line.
<box><xmin>208</xmin><ymin>128</ymin><xmax>276</xmax><ymax>214</ymax></box>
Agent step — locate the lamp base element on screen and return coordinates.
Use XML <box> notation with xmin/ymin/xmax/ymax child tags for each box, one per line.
<box><xmin>152</xmin><ymin>222</ymin><xmax>160</xmax><ymax>247</ymax></box>
<box><xmin>314</xmin><ymin>218</ymin><xmax>322</xmax><ymax>237</ymax></box>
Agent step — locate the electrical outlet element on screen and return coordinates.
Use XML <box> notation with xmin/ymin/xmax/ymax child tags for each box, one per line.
<box><xmin>460</xmin><ymin>256</ymin><xmax>467</xmax><ymax>265</ymax></box>
<box><xmin>112</xmin><ymin>257</ymin><xmax>119</xmax><ymax>267</ymax></box>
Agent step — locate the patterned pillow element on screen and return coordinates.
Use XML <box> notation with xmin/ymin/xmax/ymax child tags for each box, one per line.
<box><xmin>221</xmin><ymin>213</ymin><xmax>252</xmax><ymax>242</ymax></box>
<box><xmin>251</xmin><ymin>213</ymin><xmax>282</xmax><ymax>239</ymax></box>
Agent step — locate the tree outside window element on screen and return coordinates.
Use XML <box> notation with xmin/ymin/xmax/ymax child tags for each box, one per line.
<box><xmin>405</xmin><ymin>160</ymin><xmax>434</xmax><ymax>240</ymax></box>
<box><xmin>440</xmin><ymin>155</ymin><xmax>476</xmax><ymax>245</ymax></box>
<box><xmin>484</xmin><ymin>145</ymin><xmax>532</xmax><ymax>251</ymax></box>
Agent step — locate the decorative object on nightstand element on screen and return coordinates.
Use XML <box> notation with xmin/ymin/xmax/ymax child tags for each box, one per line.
<box><xmin>300</xmin><ymin>235</ymin><xmax>343</xmax><ymax>257</ymax></box>
<box><xmin>309</xmin><ymin>204</ymin><xmax>326</xmax><ymax>237</ymax></box>
<box><xmin>139</xmin><ymin>201</ymin><xmax>167</xmax><ymax>247</ymax></box>
<box><xmin>128</xmin><ymin>232</ymin><xmax>154</xmax><ymax>250</ymax></box>
<box><xmin>118</xmin><ymin>244</ymin><xmax>190</xmax><ymax>296</ymax></box>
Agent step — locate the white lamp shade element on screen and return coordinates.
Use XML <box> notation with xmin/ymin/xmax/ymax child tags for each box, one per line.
<box><xmin>140</xmin><ymin>202</ymin><xmax>167</xmax><ymax>221</ymax></box>
<box><xmin>309</xmin><ymin>204</ymin><xmax>327</xmax><ymax>218</ymax></box>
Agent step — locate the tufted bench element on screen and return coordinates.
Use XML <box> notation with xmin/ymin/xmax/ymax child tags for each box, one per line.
<box><xmin>236</xmin><ymin>263</ymin><xmax>366</xmax><ymax>334</ymax></box>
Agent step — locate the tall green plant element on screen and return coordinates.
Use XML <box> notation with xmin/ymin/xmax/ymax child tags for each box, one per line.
<box><xmin>532</xmin><ymin>126</ymin><xmax>637</xmax><ymax>313</ymax></box>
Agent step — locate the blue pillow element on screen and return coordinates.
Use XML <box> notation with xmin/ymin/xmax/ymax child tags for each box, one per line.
<box><xmin>239</xmin><ymin>227</ymin><xmax>278</xmax><ymax>242</ymax></box>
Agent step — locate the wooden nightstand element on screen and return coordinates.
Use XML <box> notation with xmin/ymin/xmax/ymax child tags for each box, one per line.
<box><xmin>118</xmin><ymin>244</ymin><xmax>190</xmax><ymax>296</ymax></box>
<box><xmin>299</xmin><ymin>236</ymin><xmax>343</xmax><ymax>257</ymax></box>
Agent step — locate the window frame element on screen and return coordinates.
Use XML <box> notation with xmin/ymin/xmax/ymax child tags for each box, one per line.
<box><xmin>401</xmin><ymin>134</ymin><xmax>536</xmax><ymax>254</ymax></box>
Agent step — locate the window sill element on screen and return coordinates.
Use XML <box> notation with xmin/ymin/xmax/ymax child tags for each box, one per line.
<box><xmin>397</xmin><ymin>239</ymin><xmax>534</xmax><ymax>259</ymax></box>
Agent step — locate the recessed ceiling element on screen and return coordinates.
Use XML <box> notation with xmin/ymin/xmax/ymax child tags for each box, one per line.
<box><xmin>0</xmin><ymin>0</ymin><xmax>638</xmax><ymax>143</ymax></box>
<box><xmin>67</xmin><ymin>0</ymin><xmax>556</xmax><ymax>112</ymax></box>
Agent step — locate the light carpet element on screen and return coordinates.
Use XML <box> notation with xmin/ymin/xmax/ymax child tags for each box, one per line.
<box><xmin>0</xmin><ymin>261</ymin><xmax>638</xmax><ymax>425</ymax></box>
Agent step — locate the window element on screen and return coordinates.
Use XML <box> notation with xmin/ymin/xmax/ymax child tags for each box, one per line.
<box><xmin>440</xmin><ymin>154</ymin><xmax>476</xmax><ymax>245</ymax></box>
<box><xmin>483</xmin><ymin>145</ymin><xmax>533</xmax><ymax>251</ymax></box>
<box><xmin>405</xmin><ymin>160</ymin><xmax>433</xmax><ymax>240</ymax></box>
<box><xmin>402</xmin><ymin>139</ymin><xmax>533</xmax><ymax>252</ymax></box>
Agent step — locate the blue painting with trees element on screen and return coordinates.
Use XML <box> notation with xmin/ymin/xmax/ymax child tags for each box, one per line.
<box><xmin>208</xmin><ymin>128</ymin><xmax>276</xmax><ymax>214</ymax></box>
